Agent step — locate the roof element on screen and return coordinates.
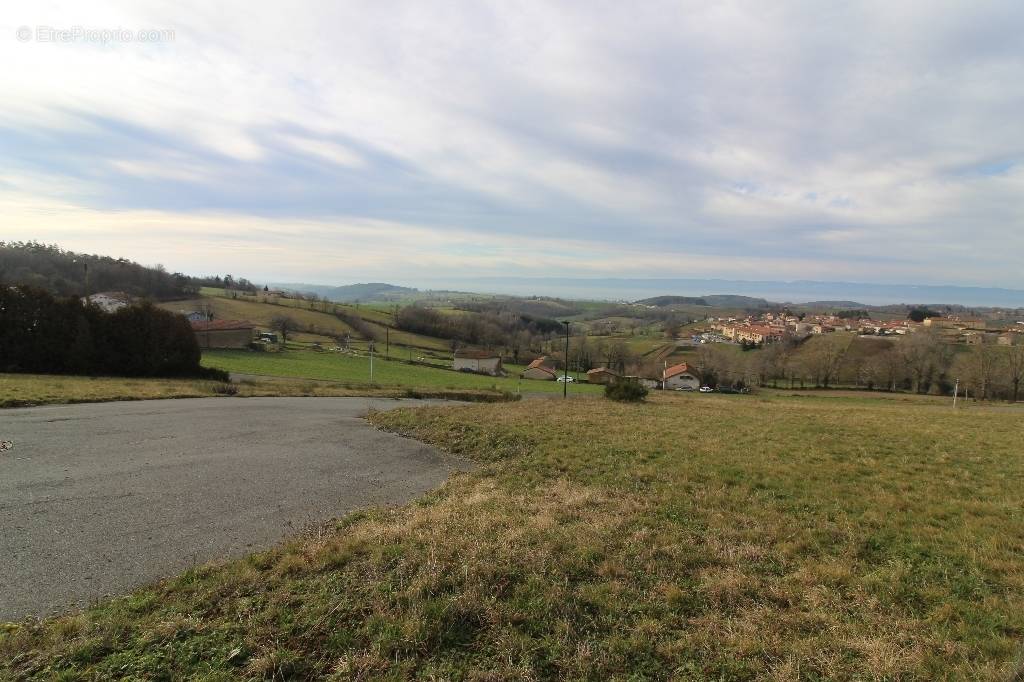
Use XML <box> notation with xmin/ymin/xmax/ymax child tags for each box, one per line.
<box><xmin>454</xmin><ymin>349</ymin><xmax>502</xmax><ymax>360</ymax></box>
<box><xmin>586</xmin><ymin>367</ymin><xmax>618</xmax><ymax>376</ymax></box>
<box><xmin>663</xmin><ymin>362</ymin><xmax>696</xmax><ymax>379</ymax></box>
<box><xmin>190</xmin><ymin>319</ymin><xmax>256</xmax><ymax>332</ymax></box>
<box><xmin>524</xmin><ymin>365</ymin><xmax>557</xmax><ymax>376</ymax></box>
<box><xmin>527</xmin><ymin>356</ymin><xmax>555</xmax><ymax>369</ymax></box>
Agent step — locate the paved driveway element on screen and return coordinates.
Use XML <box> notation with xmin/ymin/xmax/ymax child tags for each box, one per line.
<box><xmin>0</xmin><ymin>397</ymin><xmax>467</xmax><ymax>620</ymax></box>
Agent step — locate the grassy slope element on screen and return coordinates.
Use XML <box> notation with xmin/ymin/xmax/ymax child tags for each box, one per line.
<box><xmin>3</xmin><ymin>393</ymin><xmax>1022</xmax><ymax>679</ymax></box>
<box><xmin>158</xmin><ymin>297</ymin><xmax>357</xmax><ymax>338</ymax></box>
<box><xmin>0</xmin><ymin>373</ymin><xmax>516</xmax><ymax>408</ymax></box>
<box><xmin>202</xmin><ymin>349</ymin><xmax>604</xmax><ymax>395</ymax></box>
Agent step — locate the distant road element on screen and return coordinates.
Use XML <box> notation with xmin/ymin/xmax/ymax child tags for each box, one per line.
<box><xmin>0</xmin><ymin>397</ymin><xmax>468</xmax><ymax>621</ymax></box>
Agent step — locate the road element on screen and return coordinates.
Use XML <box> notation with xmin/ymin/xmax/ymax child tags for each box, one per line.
<box><xmin>0</xmin><ymin>397</ymin><xmax>468</xmax><ymax>621</ymax></box>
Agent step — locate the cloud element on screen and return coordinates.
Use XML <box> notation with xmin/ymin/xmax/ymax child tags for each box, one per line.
<box><xmin>1</xmin><ymin>0</ymin><xmax>1023</xmax><ymax>287</ymax></box>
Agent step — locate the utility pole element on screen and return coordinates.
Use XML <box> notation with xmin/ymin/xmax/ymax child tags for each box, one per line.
<box><xmin>369</xmin><ymin>341</ymin><xmax>375</xmax><ymax>383</ymax></box>
<box><xmin>953</xmin><ymin>378</ymin><xmax>959</xmax><ymax>407</ymax></box>
<box><xmin>562</xmin><ymin>320</ymin><xmax>570</xmax><ymax>399</ymax></box>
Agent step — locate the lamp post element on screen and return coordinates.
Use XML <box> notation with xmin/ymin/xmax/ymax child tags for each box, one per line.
<box><xmin>562</xmin><ymin>320</ymin><xmax>570</xmax><ymax>399</ymax></box>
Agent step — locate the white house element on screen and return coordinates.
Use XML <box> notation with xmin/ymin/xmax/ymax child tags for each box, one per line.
<box><xmin>83</xmin><ymin>291</ymin><xmax>131</xmax><ymax>312</ymax></box>
<box><xmin>662</xmin><ymin>362</ymin><xmax>700</xmax><ymax>390</ymax></box>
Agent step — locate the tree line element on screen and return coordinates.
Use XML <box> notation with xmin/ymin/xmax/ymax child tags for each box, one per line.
<box><xmin>692</xmin><ymin>330</ymin><xmax>1024</xmax><ymax>400</ymax></box>
<box><xmin>0</xmin><ymin>241</ymin><xmax>256</xmax><ymax>300</ymax></box>
<box><xmin>0</xmin><ymin>286</ymin><xmax>225</xmax><ymax>379</ymax></box>
<box><xmin>394</xmin><ymin>305</ymin><xmax>563</xmax><ymax>352</ymax></box>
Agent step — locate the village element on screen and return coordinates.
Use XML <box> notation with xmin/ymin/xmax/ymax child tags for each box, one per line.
<box><xmin>704</xmin><ymin>311</ymin><xmax>1023</xmax><ymax>346</ymax></box>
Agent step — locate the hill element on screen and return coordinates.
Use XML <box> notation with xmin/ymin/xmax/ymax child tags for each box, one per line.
<box><xmin>635</xmin><ymin>295</ymin><xmax>710</xmax><ymax>307</ymax></box>
<box><xmin>797</xmin><ymin>300</ymin><xmax>872</xmax><ymax>309</ymax></box>
<box><xmin>0</xmin><ymin>241</ymin><xmax>254</xmax><ymax>301</ymax></box>
<box><xmin>273</xmin><ymin>282</ymin><xmax>417</xmax><ymax>302</ymax></box>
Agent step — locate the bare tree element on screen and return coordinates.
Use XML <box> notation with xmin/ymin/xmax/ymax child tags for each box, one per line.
<box><xmin>962</xmin><ymin>344</ymin><xmax>1000</xmax><ymax>401</ymax></box>
<box><xmin>270</xmin><ymin>315</ymin><xmax>298</xmax><ymax>344</ymax></box>
<box><xmin>803</xmin><ymin>335</ymin><xmax>850</xmax><ymax>388</ymax></box>
<box><xmin>900</xmin><ymin>329</ymin><xmax>947</xmax><ymax>393</ymax></box>
<box><xmin>1005</xmin><ymin>341</ymin><xmax>1024</xmax><ymax>403</ymax></box>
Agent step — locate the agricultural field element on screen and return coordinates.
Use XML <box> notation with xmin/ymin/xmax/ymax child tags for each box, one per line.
<box><xmin>202</xmin><ymin>349</ymin><xmax>605</xmax><ymax>395</ymax></box>
<box><xmin>158</xmin><ymin>296</ymin><xmax>357</xmax><ymax>339</ymax></box>
<box><xmin>5</xmin><ymin>393</ymin><xmax>1022</xmax><ymax>678</ymax></box>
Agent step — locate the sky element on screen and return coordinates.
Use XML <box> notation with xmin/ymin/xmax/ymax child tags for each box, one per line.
<box><xmin>1</xmin><ymin>1</ymin><xmax>1023</xmax><ymax>289</ymax></box>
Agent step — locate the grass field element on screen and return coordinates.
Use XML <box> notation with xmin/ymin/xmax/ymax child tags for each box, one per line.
<box><xmin>0</xmin><ymin>373</ymin><xmax>515</xmax><ymax>408</ymax></box>
<box><xmin>158</xmin><ymin>296</ymin><xmax>357</xmax><ymax>338</ymax></box>
<box><xmin>202</xmin><ymin>349</ymin><xmax>605</xmax><ymax>395</ymax></box>
<box><xmin>3</xmin><ymin>393</ymin><xmax>1022</xmax><ymax>679</ymax></box>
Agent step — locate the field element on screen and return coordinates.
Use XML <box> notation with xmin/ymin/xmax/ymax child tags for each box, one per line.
<box><xmin>202</xmin><ymin>349</ymin><xmax>605</xmax><ymax>395</ymax></box>
<box><xmin>158</xmin><ymin>296</ymin><xmax>357</xmax><ymax>340</ymax></box>
<box><xmin>3</xmin><ymin>393</ymin><xmax>1022</xmax><ymax>679</ymax></box>
<box><xmin>0</xmin><ymin>373</ymin><xmax>515</xmax><ymax>408</ymax></box>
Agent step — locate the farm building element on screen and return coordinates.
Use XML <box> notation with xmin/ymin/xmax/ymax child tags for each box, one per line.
<box><xmin>663</xmin><ymin>362</ymin><xmax>700</xmax><ymax>390</ymax></box>
<box><xmin>83</xmin><ymin>291</ymin><xmax>131</xmax><ymax>312</ymax></box>
<box><xmin>191</xmin><ymin>319</ymin><xmax>257</xmax><ymax>349</ymax></box>
<box><xmin>453</xmin><ymin>350</ymin><xmax>504</xmax><ymax>376</ymax></box>
<box><xmin>586</xmin><ymin>367</ymin><xmax>619</xmax><ymax>385</ymax></box>
<box><xmin>522</xmin><ymin>357</ymin><xmax>558</xmax><ymax>381</ymax></box>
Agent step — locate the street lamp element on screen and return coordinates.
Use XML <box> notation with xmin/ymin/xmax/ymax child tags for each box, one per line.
<box><xmin>562</xmin><ymin>320</ymin><xmax>570</xmax><ymax>399</ymax></box>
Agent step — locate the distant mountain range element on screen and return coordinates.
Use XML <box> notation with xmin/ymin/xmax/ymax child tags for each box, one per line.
<box><xmin>408</xmin><ymin>277</ymin><xmax>1024</xmax><ymax>308</ymax></box>
<box><xmin>272</xmin><ymin>282</ymin><xmax>417</xmax><ymax>302</ymax></box>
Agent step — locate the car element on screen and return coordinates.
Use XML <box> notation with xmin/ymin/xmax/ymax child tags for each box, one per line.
<box><xmin>674</xmin><ymin>386</ymin><xmax>696</xmax><ymax>392</ymax></box>
<box><xmin>556</xmin><ymin>375</ymin><xmax>575</xmax><ymax>383</ymax></box>
<box><xmin>699</xmin><ymin>386</ymin><xmax>714</xmax><ymax>393</ymax></box>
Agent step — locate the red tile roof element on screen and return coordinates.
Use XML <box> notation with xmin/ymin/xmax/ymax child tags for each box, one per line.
<box><xmin>527</xmin><ymin>356</ymin><xmax>551</xmax><ymax>369</ymax></box>
<box><xmin>586</xmin><ymin>367</ymin><xmax>618</xmax><ymax>376</ymax></box>
<box><xmin>663</xmin><ymin>362</ymin><xmax>694</xmax><ymax>379</ymax></box>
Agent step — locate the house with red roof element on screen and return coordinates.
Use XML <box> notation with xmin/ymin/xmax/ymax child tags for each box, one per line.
<box><xmin>585</xmin><ymin>367</ymin><xmax>619</xmax><ymax>385</ymax></box>
<box><xmin>662</xmin><ymin>362</ymin><xmax>700</xmax><ymax>390</ymax></box>
<box><xmin>522</xmin><ymin>356</ymin><xmax>558</xmax><ymax>381</ymax></box>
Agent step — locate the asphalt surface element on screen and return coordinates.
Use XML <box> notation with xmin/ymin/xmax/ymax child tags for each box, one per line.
<box><xmin>0</xmin><ymin>397</ymin><xmax>468</xmax><ymax>621</ymax></box>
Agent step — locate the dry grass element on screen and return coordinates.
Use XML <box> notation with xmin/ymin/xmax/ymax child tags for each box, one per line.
<box><xmin>2</xmin><ymin>392</ymin><xmax>1022</xmax><ymax>679</ymax></box>
<box><xmin>0</xmin><ymin>373</ymin><xmax>516</xmax><ymax>408</ymax></box>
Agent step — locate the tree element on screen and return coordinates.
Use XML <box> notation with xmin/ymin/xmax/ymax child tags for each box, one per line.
<box><xmin>907</xmin><ymin>307</ymin><xmax>941</xmax><ymax>323</ymax></box>
<box><xmin>900</xmin><ymin>329</ymin><xmax>947</xmax><ymax>393</ymax></box>
<box><xmin>1005</xmin><ymin>341</ymin><xmax>1024</xmax><ymax>403</ymax></box>
<box><xmin>960</xmin><ymin>344</ymin><xmax>1000</xmax><ymax>401</ymax></box>
<box><xmin>270</xmin><ymin>315</ymin><xmax>298</xmax><ymax>343</ymax></box>
<box><xmin>803</xmin><ymin>335</ymin><xmax>850</xmax><ymax>388</ymax></box>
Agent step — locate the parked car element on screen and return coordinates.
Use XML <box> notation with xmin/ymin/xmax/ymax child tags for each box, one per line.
<box><xmin>675</xmin><ymin>386</ymin><xmax>696</xmax><ymax>392</ymax></box>
<box><xmin>699</xmin><ymin>386</ymin><xmax>714</xmax><ymax>393</ymax></box>
<box><xmin>557</xmin><ymin>375</ymin><xmax>576</xmax><ymax>383</ymax></box>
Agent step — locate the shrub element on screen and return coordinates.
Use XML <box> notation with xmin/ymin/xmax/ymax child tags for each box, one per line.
<box><xmin>604</xmin><ymin>379</ymin><xmax>648</xmax><ymax>402</ymax></box>
<box><xmin>0</xmin><ymin>285</ymin><xmax>211</xmax><ymax>379</ymax></box>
